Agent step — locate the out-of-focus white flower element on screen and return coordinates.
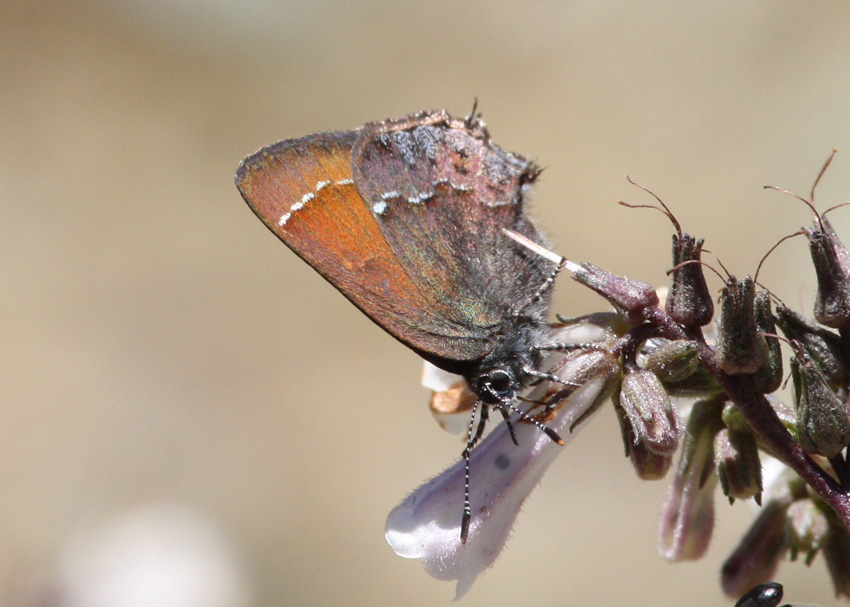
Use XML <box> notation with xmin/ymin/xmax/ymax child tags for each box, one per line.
<box><xmin>386</xmin><ymin>350</ymin><xmax>620</xmax><ymax>599</ymax></box>
<box><xmin>47</xmin><ymin>502</ymin><xmax>250</xmax><ymax>607</ymax></box>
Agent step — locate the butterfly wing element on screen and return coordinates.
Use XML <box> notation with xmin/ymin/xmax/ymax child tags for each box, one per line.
<box><xmin>353</xmin><ymin>111</ymin><xmax>553</xmax><ymax>330</ymax></box>
<box><xmin>235</xmin><ymin>111</ymin><xmax>552</xmax><ymax>369</ymax></box>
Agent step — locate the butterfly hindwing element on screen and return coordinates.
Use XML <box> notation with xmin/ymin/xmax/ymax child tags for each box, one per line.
<box><xmin>353</xmin><ymin>111</ymin><xmax>552</xmax><ymax>328</ymax></box>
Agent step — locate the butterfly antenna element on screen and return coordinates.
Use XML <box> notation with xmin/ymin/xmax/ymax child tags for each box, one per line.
<box><xmin>460</xmin><ymin>399</ymin><xmax>482</xmax><ymax>544</ymax></box>
<box><xmin>470</xmin><ymin>403</ymin><xmax>490</xmax><ymax>448</ymax></box>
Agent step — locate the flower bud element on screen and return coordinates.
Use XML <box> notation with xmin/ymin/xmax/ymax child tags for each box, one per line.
<box><xmin>714</xmin><ymin>428</ymin><xmax>763</xmax><ymax>505</ymax></box>
<box><xmin>752</xmin><ymin>290</ymin><xmax>783</xmax><ymax>394</ymax></box>
<box><xmin>790</xmin><ymin>354</ymin><xmax>850</xmax><ymax>458</ymax></box>
<box><xmin>617</xmin><ymin>368</ymin><xmax>682</xmax><ymax>456</ymax></box>
<box><xmin>807</xmin><ymin>215</ymin><xmax>850</xmax><ymax>329</ymax></box>
<box><xmin>654</xmin><ymin>366</ymin><xmax>723</xmax><ymax>397</ymax></box>
<box><xmin>775</xmin><ymin>304</ymin><xmax>847</xmax><ymax>390</ymax></box>
<box><xmin>614</xmin><ymin>399</ymin><xmax>673</xmax><ymax>480</ymax></box>
<box><xmin>666</xmin><ymin>233</ymin><xmax>714</xmax><ymax>326</ymax></box>
<box><xmin>572</xmin><ymin>263</ymin><xmax>659</xmax><ymax>325</ymax></box>
<box><xmin>643</xmin><ymin>339</ymin><xmax>701</xmax><ymax>382</ymax></box>
<box><xmin>716</xmin><ymin>276</ymin><xmax>767</xmax><ymax>374</ymax></box>
<box><xmin>786</xmin><ymin>498</ymin><xmax>829</xmax><ymax>565</ymax></box>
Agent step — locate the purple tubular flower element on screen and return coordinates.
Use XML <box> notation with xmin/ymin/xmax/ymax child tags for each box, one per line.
<box><xmin>385</xmin><ymin>350</ymin><xmax>620</xmax><ymax>599</ymax></box>
<box><xmin>659</xmin><ymin>398</ymin><xmax>724</xmax><ymax>561</ymax></box>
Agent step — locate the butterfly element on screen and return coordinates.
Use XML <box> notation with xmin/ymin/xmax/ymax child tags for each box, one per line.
<box><xmin>235</xmin><ymin>109</ymin><xmax>564</xmax><ymax>542</ymax></box>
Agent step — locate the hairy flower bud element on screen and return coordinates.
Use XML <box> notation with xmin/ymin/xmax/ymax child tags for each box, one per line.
<box><xmin>666</xmin><ymin>233</ymin><xmax>714</xmax><ymax>326</ymax></box>
<box><xmin>614</xmin><ymin>399</ymin><xmax>673</xmax><ymax>480</ymax></box>
<box><xmin>643</xmin><ymin>339</ymin><xmax>701</xmax><ymax>382</ymax></box>
<box><xmin>752</xmin><ymin>290</ymin><xmax>783</xmax><ymax>394</ymax></box>
<box><xmin>787</xmin><ymin>498</ymin><xmax>829</xmax><ymax>565</ymax></box>
<box><xmin>716</xmin><ymin>276</ymin><xmax>767</xmax><ymax>374</ymax></box>
<box><xmin>775</xmin><ymin>304</ymin><xmax>847</xmax><ymax>390</ymax></box>
<box><xmin>572</xmin><ymin>263</ymin><xmax>659</xmax><ymax>325</ymax></box>
<box><xmin>714</xmin><ymin>428</ymin><xmax>763</xmax><ymax>505</ymax></box>
<box><xmin>790</xmin><ymin>354</ymin><xmax>850</xmax><ymax>458</ymax></box>
<box><xmin>655</xmin><ymin>366</ymin><xmax>723</xmax><ymax>397</ymax></box>
<box><xmin>617</xmin><ymin>368</ymin><xmax>682</xmax><ymax>457</ymax></box>
<box><xmin>807</xmin><ymin>215</ymin><xmax>850</xmax><ymax>329</ymax></box>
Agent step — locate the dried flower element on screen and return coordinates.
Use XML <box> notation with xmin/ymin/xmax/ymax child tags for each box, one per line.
<box><xmin>666</xmin><ymin>233</ymin><xmax>713</xmax><ymax>327</ymax></box>
<box><xmin>775</xmin><ymin>304</ymin><xmax>847</xmax><ymax>390</ymax></box>
<box><xmin>752</xmin><ymin>290</ymin><xmax>783</xmax><ymax>394</ymax></box>
<box><xmin>716</xmin><ymin>276</ymin><xmax>766</xmax><ymax>375</ymax></box>
<box><xmin>790</xmin><ymin>354</ymin><xmax>850</xmax><ymax>459</ymax></box>
<box><xmin>807</xmin><ymin>214</ymin><xmax>850</xmax><ymax>329</ymax></box>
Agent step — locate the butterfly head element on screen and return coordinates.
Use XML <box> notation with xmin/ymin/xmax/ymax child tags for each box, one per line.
<box><xmin>468</xmin><ymin>316</ymin><xmax>546</xmax><ymax>404</ymax></box>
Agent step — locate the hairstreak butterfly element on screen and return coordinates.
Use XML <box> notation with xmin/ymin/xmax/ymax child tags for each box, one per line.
<box><xmin>235</xmin><ymin>109</ymin><xmax>565</xmax><ymax>542</ymax></box>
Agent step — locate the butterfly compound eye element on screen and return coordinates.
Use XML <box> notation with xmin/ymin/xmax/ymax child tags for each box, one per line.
<box><xmin>486</xmin><ymin>370</ymin><xmax>515</xmax><ymax>398</ymax></box>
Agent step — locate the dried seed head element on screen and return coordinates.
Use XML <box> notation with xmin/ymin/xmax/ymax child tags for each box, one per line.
<box><xmin>716</xmin><ymin>276</ymin><xmax>767</xmax><ymax>375</ymax></box>
<box><xmin>790</xmin><ymin>354</ymin><xmax>850</xmax><ymax>459</ymax></box>
<box><xmin>807</xmin><ymin>214</ymin><xmax>850</xmax><ymax>329</ymax></box>
<box><xmin>752</xmin><ymin>290</ymin><xmax>783</xmax><ymax>394</ymax></box>
<box><xmin>666</xmin><ymin>233</ymin><xmax>714</xmax><ymax>326</ymax></box>
<box><xmin>775</xmin><ymin>304</ymin><xmax>848</xmax><ymax>390</ymax></box>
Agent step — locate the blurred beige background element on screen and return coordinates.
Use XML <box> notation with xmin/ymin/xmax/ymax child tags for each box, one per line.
<box><xmin>3</xmin><ymin>1</ymin><xmax>850</xmax><ymax>605</ymax></box>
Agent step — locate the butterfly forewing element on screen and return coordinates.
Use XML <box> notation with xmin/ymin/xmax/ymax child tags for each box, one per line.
<box><xmin>236</xmin><ymin>127</ymin><xmax>488</xmax><ymax>364</ymax></box>
<box><xmin>236</xmin><ymin>111</ymin><xmax>552</xmax><ymax>371</ymax></box>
